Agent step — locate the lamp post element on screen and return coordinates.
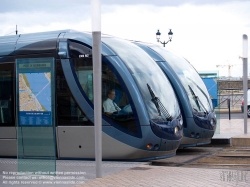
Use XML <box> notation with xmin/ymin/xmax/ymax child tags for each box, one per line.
<box><xmin>156</xmin><ymin>29</ymin><xmax>173</xmax><ymax>47</ymax></box>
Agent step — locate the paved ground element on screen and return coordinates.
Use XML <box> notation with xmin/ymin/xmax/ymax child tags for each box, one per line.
<box><xmin>75</xmin><ymin>165</ymin><xmax>249</xmax><ymax>187</ymax></box>
<box><xmin>213</xmin><ymin>116</ymin><xmax>250</xmax><ymax>140</ymax></box>
<box><xmin>0</xmin><ymin>159</ymin><xmax>144</xmax><ymax>187</ymax></box>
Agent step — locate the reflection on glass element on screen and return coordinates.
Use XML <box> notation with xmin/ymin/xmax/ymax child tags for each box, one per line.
<box><xmin>56</xmin><ymin>60</ymin><xmax>93</xmax><ymax>125</ymax></box>
<box><xmin>150</xmin><ymin>46</ymin><xmax>213</xmax><ymax>114</ymax></box>
<box><xmin>147</xmin><ymin>83</ymin><xmax>172</xmax><ymax>120</ymax></box>
<box><xmin>102</xmin><ymin>37</ymin><xmax>180</xmax><ymax>121</ymax></box>
<box><xmin>188</xmin><ymin>85</ymin><xmax>208</xmax><ymax>114</ymax></box>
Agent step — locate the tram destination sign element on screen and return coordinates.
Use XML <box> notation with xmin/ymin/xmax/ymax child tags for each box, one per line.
<box><xmin>16</xmin><ymin>58</ymin><xmax>54</xmax><ymax>126</ymax></box>
<box><xmin>18</xmin><ymin>62</ymin><xmax>51</xmax><ymax>69</ymax></box>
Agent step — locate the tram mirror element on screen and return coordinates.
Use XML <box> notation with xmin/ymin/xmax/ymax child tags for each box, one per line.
<box><xmin>58</xmin><ymin>41</ymin><xmax>69</xmax><ymax>58</ymax></box>
<box><xmin>58</xmin><ymin>51</ymin><xmax>67</xmax><ymax>58</ymax></box>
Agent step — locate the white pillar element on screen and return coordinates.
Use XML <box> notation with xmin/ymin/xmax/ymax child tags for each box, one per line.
<box><xmin>91</xmin><ymin>0</ymin><xmax>102</xmax><ymax>178</ymax></box>
<box><xmin>242</xmin><ymin>34</ymin><xmax>248</xmax><ymax>134</ymax></box>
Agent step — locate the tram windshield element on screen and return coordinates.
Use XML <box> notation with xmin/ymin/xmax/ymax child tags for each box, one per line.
<box><xmin>102</xmin><ymin>37</ymin><xmax>180</xmax><ymax>120</ymax></box>
<box><xmin>150</xmin><ymin>46</ymin><xmax>213</xmax><ymax>114</ymax></box>
<box><xmin>70</xmin><ymin>57</ymin><xmax>138</xmax><ymax>131</ymax></box>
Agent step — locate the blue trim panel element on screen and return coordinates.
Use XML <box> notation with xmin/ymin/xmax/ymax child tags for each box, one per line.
<box><xmin>193</xmin><ymin>111</ymin><xmax>216</xmax><ymax>131</ymax></box>
<box><xmin>150</xmin><ymin>119</ymin><xmax>183</xmax><ymax>140</ymax></box>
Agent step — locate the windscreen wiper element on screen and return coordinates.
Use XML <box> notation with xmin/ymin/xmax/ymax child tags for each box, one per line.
<box><xmin>187</xmin><ymin>77</ymin><xmax>213</xmax><ymax>112</ymax></box>
<box><xmin>147</xmin><ymin>83</ymin><xmax>172</xmax><ymax>120</ymax></box>
<box><xmin>188</xmin><ymin>85</ymin><xmax>208</xmax><ymax>114</ymax></box>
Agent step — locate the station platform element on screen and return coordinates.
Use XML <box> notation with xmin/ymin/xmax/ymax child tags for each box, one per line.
<box><xmin>212</xmin><ymin>115</ymin><xmax>250</xmax><ymax>146</ymax></box>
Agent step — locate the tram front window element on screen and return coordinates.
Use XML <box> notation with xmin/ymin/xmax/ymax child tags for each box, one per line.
<box><xmin>71</xmin><ymin>57</ymin><xmax>137</xmax><ymax>133</ymax></box>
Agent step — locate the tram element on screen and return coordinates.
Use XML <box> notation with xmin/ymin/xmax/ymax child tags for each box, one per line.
<box><xmin>0</xmin><ymin>30</ymin><xmax>183</xmax><ymax>160</ymax></box>
<box><xmin>134</xmin><ymin>42</ymin><xmax>216</xmax><ymax>147</ymax></box>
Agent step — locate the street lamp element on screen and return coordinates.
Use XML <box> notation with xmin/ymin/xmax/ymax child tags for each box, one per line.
<box><xmin>156</xmin><ymin>29</ymin><xmax>173</xmax><ymax>47</ymax></box>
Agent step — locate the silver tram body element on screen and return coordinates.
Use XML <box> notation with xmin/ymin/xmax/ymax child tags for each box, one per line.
<box><xmin>0</xmin><ymin>30</ymin><xmax>183</xmax><ymax>160</ymax></box>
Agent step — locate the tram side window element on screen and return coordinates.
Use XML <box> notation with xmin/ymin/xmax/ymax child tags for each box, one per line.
<box><xmin>73</xmin><ymin>58</ymin><xmax>93</xmax><ymax>101</ymax></box>
<box><xmin>56</xmin><ymin>60</ymin><xmax>93</xmax><ymax>126</ymax></box>
<box><xmin>0</xmin><ymin>64</ymin><xmax>14</xmax><ymax>126</ymax></box>
<box><xmin>72</xmin><ymin>57</ymin><xmax>137</xmax><ymax>133</ymax></box>
<box><xmin>102</xmin><ymin>65</ymin><xmax>137</xmax><ymax>133</ymax></box>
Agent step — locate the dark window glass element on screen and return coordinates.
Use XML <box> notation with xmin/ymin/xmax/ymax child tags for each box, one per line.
<box><xmin>69</xmin><ymin>40</ymin><xmax>92</xmax><ymax>59</ymax></box>
<box><xmin>102</xmin><ymin>64</ymin><xmax>137</xmax><ymax>133</ymax></box>
<box><xmin>71</xmin><ymin>56</ymin><xmax>138</xmax><ymax>133</ymax></box>
<box><xmin>0</xmin><ymin>63</ymin><xmax>14</xmax><ymax>126</ymax></box>
<box><xmin>56</xmin><ymin>60</ymin><xmax>93</xmax><ymax>126</ymax></box>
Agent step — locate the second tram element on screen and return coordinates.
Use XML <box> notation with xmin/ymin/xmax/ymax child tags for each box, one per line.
<box><xmin>134</xmin><ymin>42</ymin><xmax>216</xmax><ymax>147</ymax></box>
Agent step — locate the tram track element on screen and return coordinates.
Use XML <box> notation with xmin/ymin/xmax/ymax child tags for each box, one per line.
<box><xmin>151</xmin><ymin>145</ymin><xmax>250</xmax><ymax>170</ymax></box>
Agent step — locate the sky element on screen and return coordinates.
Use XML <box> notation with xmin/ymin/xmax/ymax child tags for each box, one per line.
<box><xmin>0</xmin><ymin>0</ymin><xmax>249</xmax><ymax>78</ymax></box>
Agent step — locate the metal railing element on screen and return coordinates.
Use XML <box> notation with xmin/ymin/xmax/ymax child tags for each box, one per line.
<box><xmin>217</xmin><ymin>93</ymin><xmax>243</xmax><ymax>108</ymax></box>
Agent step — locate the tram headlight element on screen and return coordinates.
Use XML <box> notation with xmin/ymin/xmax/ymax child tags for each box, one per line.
<box><xmin>179</xmin><ymin>118</ymin><xmax>183</xmax><ymax>126</ymax></box>
<box><xmin>174</xmin><ymin>126</ymin><xmax>179</xmax><ymax>134</ymax></box>
<box><xmin>210</xmin><ymin>118</ymin><xmax>215</xmax><ymax>125</ymax></box>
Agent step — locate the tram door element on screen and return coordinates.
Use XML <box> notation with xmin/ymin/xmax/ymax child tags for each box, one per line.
<box><xmin>0</xmin><ymin>62</ymin><xmax>16</xmax><ymax>156</ymax></box>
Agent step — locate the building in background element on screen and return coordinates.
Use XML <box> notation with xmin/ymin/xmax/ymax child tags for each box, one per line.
<box><xmin>199</xmin><ymin>71</ymin><xmax>219</xmax><ymax>108</ymax></box>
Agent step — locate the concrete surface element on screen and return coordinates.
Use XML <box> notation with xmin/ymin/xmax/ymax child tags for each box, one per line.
<box><xmin>213</xmin><ymin>117</ymin><xmax>250</xmax><ymax>147</ymax></box>
<box><xmin>0</xmin><ymin>160</ymin><xmax>144</xmax><ymax>187</ymax></box>
<box><xmin>75</xmin><ymin>165</ymin><xmax>249</xmax><ymax>187</ymax></box>
<box><xmin>231</xmin><ymin>134</ymin><xmax>250</xmax><ymax>147</ymax></box>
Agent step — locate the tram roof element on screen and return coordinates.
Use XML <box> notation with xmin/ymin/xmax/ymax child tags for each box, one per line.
<box><xmin>0</xmin><ymin>29</ymin><xmax>116</xmax><ymax>56</ymax></box>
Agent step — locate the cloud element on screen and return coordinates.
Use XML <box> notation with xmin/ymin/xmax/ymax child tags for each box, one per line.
<box><xmin>0</xmin><ymin>0</ymin><xmax>249</xmax><ymax>77</ymax></box>
<box><xmin>102</xmin><ymin>0</ymin><xmax>248</xmax><ymax>6</ymax></box>
<box><xmin>0</xmin><ymin>0</ymin><xmax>247</xmax><ymax>13</ymax></box>
<box><xmin>0</xmin><ymin>0</ymin><xmax>86</xmax><ymax>13</ymax></box>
